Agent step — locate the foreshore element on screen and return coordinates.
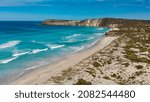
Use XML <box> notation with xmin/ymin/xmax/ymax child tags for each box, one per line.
<box><xmin>12</xmin><ymin>34</ymin><xmax>117</xmax><ymax>85</ymax></box>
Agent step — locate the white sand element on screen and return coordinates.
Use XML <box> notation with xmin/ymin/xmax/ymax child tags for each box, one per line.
<box><xmin>12</xmin><ymin>36</ymin><xmax>117</xmax><ymax>85</ymax></box>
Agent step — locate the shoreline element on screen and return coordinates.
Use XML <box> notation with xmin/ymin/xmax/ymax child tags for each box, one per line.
<box><xmin>12</xmin><ymin>35</ymin><xmax>118</xmax><ymax>85</ymax></box>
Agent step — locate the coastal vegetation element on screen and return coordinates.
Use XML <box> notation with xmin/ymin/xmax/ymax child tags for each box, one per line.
<box><xmin>74</xmin><ymin>79</ymin><xmax>92</xmax><ymax>85</ymax></box>
<box><xmin>43</xmin><ymin>18</ymin><xmax>150</xmax><ymax>85</ymax></box>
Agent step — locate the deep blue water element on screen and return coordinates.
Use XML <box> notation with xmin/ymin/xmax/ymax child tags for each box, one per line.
<box><xmin>0</xmin><ymin>21</ymin><xmax>109</xmax><ymax>84</ymax></box>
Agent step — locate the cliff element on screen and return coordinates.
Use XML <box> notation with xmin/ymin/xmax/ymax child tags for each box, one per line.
<box><xmin>42</xmin><ymin>19</ymin><xmax>103</xmax><ymax>26</ymax></box>
<box><xmin>43</xmin><ymin>19</ymin><xmax>80</xmax><ymax>26</ymax></box>
<box><xmin>43</xmin><ymin>18</ymin><xmax>150</xmax><ymax>28</ymax></box>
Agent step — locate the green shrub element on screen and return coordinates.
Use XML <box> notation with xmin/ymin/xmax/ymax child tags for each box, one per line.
<box><xmin>103</xmin><ymin>76</ymin><xmax>111</xmax><ymax>80</ymax></box>
<box><xmin>135</xmin><ymin>65</ymin><xmax>143</xmax><ymax>69</ymax></box>
<box><xmin>122</xmin><ymin>62</ymin><xmax>130</xmax><ymax>67</ymax></box>
<box><xmin>74</xmin><ymin>79</ymin><xmax>92</xmax><ymax>85</ymax></box>
<box><xmin>93</xmin><ymin>62</ymin><xmax>100</xmax><ymax>67</ymax></box>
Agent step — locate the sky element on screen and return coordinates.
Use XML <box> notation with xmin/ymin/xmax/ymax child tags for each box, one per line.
<box><xmin>0</xmin><ymin>0</ymin><xmax>149</xmax><ymax>21</ymax></box>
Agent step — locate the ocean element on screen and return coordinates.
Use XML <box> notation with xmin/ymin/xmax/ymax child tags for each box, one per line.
<box><xmin>0</xmin><ymin>21</ymin><xmax>109</xmax><ymax>84</ymax></box>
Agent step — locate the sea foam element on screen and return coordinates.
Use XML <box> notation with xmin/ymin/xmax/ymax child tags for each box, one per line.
<box><xmin>30</xmin><ymin>48</ymin><xmax>48</xmax><ymax>54</ymax></box>
<box><xmin>64</xmin><ymin>36</ymin><xmax>95</xmax><ymax>43</ymax></box>
<box><xmin>13</xmin><ymin>51</ymin><xmax>30</xmax><ymax>57</ymax></box>
<box><xmin>0</xmin><ymin>40</ymin><xmax>21</xmax><ymax>49</ymax></box>
<box><xmin>47</xmin><ymin>44</ymin><xmax>65</xmax><ymax>50</ymax></box>
<box><xmin>65</xmin><ymin>34</ymin><xmax>82</xmax><ymax>39</ymax></box>
<box><xmin>70</xmin><ymin>46</ymin><xmax>84</xmax><ymax>54</ymax></box>
<box><xmin>0</xmin><ymin>57</ymin><xmax>18</xmax><ymax>64</ymax></box>
<box><xmin>98</xmin><ymin>28</ymin><xmax>104</xmax><ymax>30</ymax></box>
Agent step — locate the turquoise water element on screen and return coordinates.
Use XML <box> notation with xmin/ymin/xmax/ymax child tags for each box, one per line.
<box><xmin>0</xmin><ymin>21</ymin><xmax>109</xmax><ymax>84</ymax></box>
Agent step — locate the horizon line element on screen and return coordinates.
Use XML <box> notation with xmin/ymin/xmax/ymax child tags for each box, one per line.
<box><xmin>0</xmin><ymin>17</ymin><xmax>150</xmax><ymax>21</ymax></box>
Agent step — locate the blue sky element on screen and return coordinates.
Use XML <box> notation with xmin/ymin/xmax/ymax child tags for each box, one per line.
<box><xmin>0</xmin><ymin>0</ymin><xmax>149</xmax><ymax>21</ymax></box>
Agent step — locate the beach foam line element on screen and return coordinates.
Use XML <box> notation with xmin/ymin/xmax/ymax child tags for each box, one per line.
<box><xmin>88</xmin><ymin>39</ymin><xmax>99</xmax><ymax>48</ymax></box>
<box><xmin>14</xmin><ymin>66</ymin><xmax>40</xmax><ymax>79</ymax></box>
<box><xmin>25</xmin><ymin>62</ymin><xmax>50</xmax><ymax>71</ymax></box>
<box><xmin>70</xmin><ymin>46</ymin><xmax>84</xmax><ymax>54</ymax></box>
<box><xmin>30</xmin><ymin>48</ymin><xmax>48</xmax><ymax>54</ymax></box>
<box><xmin>70</xmin><ymin>38</ymin><xmax>100</xmax><ymax>55</ymax></box>
<box><xmin>94</xmin><ymin>33</ymin><xmax>104</xmax><ymax>36</ymax></box>
<box><xmin>0</xmin><ymin>40</ymin><xmax>21</xmax><ymax>49</ymax></box>
<box><xmin>86</xmin><ymin>36</ymin><xmax>95</xmax><ymax>40</ymax></box>
<box><xmin>0</xmin><ymin>57</ymin><xmax>18</xmax><ymax>64</ymax></box>
<box><xmin>15</xmin><ymin>62</ymin><xmax>50</xmax><ymax>79</ymax></box>
<box><xmin>25</xmin><ymin>66</ymin><xmax>39</xmax><ymax>71</ymax></box>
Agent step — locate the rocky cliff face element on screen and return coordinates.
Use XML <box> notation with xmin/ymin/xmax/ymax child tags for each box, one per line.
<box><xmin>43</xmin><ymin>19</ymin><xmax>80</xmax><ymax>26</ymax></box>
<box><xmin>43</xmin><ymin>18</ymin><xmax>150</xmax><ymax>28</ymax></box>
<box><xmin>78</xmin><ymin>19</ymin><xmax>103</xmax><ymax>26</ymax></box>
<box><xmin>43</xmin><ymin>19</ymin><xmax>104</xmax><ymax>27</ymax></box>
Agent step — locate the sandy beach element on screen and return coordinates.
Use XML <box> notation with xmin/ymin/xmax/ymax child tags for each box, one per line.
<box><xmin>12</xmin><ymin>35</ymin><xmax>117</xmax><ymax>85</ymax></box>
<box><xmin>12</xmin><ymin>21</ymin><xmax>150</xmax><ymax>85</ymax></box>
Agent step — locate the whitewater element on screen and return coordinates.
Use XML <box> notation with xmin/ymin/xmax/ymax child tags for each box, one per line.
<box><xmin>0</xmin><ymin>21</ymin><xmax>109</xmax><ymax>84</ymax></box>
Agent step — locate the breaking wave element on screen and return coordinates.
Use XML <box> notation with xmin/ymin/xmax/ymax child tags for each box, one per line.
<box><xmin>0</xmin><ymin>40</ymin><xmax>21</xmax><ymax>49</ymax></box>
<box><xmin>98</xmin><ymin>28</ymin><xmax>104</xmax><ymax>30</ymax></box>
<box><xmin>13</xmin><ymin>51</ymin><xmax>30</xmax><ymax>57</ymax></box>
<box><xmin>30</xmin><ymin>48</ymin><xmax>48</xmax><ymax>54</ymax></box>
<box><xmin>47</xmin><ymin>44</ymin><xmax>65</xmax><ymax>50</ymax></box>
<box><xmin>64</xmin><ymin>34</ymin><xmax>82</xmax><ymax>39</ymax></box>
<box><xmin>0</xmin><ymin>57</ymin><xmax>18</xmax><ymax>64</ymax></box>
<box><xmin>64</xmin><ymin>36</ymin><xmax>95</xmax><ymax>43</ymax></box>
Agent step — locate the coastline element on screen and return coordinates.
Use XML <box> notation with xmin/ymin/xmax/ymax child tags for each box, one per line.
<box><xmin>12</xmin><ymin>34</ymin><xmax>118</xmax><ymax>85</ymax></box>
<box><xmin>4</xmin><ymin>18</ymin><xmax>150</xmax><ymax>85</ymax></box>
